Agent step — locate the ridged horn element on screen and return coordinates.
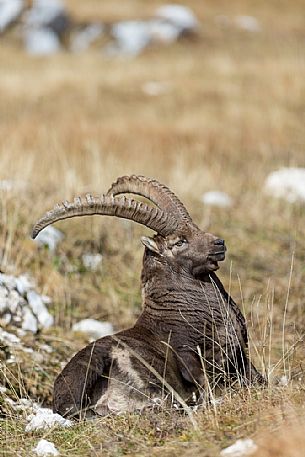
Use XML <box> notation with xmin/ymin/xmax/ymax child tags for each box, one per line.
<box><xmin>32</xmin><ymin>195</ymin><xmax>180</xmax><ymax>239</ymax></box>
<box><xmin>106</xmin><ymin>175</ymin><xmax>196</xmax><ymax>226</ymax></box>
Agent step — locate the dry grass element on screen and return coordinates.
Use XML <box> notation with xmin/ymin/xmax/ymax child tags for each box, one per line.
<box><xmin>0</xmin><ymin>0</ymin><xmax>305</xmax><ymax>455</ymax></box>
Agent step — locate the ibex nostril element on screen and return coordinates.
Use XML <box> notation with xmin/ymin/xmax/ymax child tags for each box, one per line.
<box><xmin>214</xmin><ymin>238</ymin><xmax>225</xmax><ymax>246</ymax></box>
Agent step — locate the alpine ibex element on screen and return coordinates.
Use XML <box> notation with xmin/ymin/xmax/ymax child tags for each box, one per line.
<box><xmin>32</xmin><ymin>175</ymin><xmax>264</xmax><ymax>418</ymax></box>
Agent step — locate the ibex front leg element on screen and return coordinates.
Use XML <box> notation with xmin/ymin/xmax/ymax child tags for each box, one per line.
<box><xmin>53</xmin><ymin>338</ymin><xmax>112</xmax><ymax>418</ymax></box>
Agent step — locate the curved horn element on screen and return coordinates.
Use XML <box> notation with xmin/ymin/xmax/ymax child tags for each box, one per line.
<box><xmin>106</xmin><ymin>175</ymin><xmax>196</xmax><ymax>227</ymax></box>
<box><xmin>32</xmin><ymin>194</ymin><xmax>179</xmax><ymax>239</ymax></box>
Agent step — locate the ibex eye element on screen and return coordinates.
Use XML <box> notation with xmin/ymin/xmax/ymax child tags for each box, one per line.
<box><xmin>176</xmin><ymin>239</ymin><xmax>186</xmax><ymax>247</ymax></box>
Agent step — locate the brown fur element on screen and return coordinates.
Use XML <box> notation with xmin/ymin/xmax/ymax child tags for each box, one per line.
<box><xmin>53</xmin><ymin>224</ymin><xmax>264</xmax><ymax>418</ymax></box>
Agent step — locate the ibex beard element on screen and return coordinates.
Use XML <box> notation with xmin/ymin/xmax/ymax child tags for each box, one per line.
<box><xmin>32</xmin><ymin>175</ymin><xmax>265</xmax><ymax>418</ymax></box>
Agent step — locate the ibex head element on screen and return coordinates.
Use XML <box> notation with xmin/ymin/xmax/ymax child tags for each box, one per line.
<box><xmin>141</xmin><ymin>232</ymin><xmax>225</xmax><ymax>277</ymax></box>
<box><xmin>107</xmin><ymin>176</ymin><xmax>226</xmax><ymax>277</ymax></box>
<box><xmin>32</xmin><ymin>175</ymin><xmax>226</xmax><ymax>276</ymax></box>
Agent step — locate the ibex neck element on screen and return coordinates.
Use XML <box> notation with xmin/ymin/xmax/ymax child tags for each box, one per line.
<box><xmin>136</xmin><ymin>268</ymin><xmax>224</xmax><ymax>335</ymax></box>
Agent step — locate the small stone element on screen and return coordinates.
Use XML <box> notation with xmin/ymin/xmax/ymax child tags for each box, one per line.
<box><xmin>8</xmin><ymin>290</ymin><xmax>24</xmax><ymax>313</ymax></box>
<box><xmin>15</xmin><ymin>275</ymin><xmax>35</xmax><ymax>295</ymax></box>
<box><xmin>24</xmin><ymin>28</ymin><xmax>61</xmax><ymax>56</ymax></box>
<box><xmin>72</xmin><ymin>319</ymin><xmax>113</xmax><ymax>341</ymax></box>
<box><xmin>220</xmin><ymin>438</ymin><xmax>258</xmax><ymax>457</ymax></box>
<box><xmin>27</xmin><ymin>290</ymin><xmax>54</xmax><ymax>329</ymax></box>
<box><xmin>155</xmin><ymin>4</ymin><xmax>199</xmax><ymax>32</ymax></box>
<box><xmin>108</xmin><ymin>20</ymin><xmax>151</xmax><ymax>57</ymax></box>
<box><xmin>279</xmin><ymin>375</ymin><xmax>289</xmax><ymax>386</ymax></box>
<box><xmin>14</xmin><ymin>398</ymin><xmax>39</xmax><ymax>412</ymax></box>
<box><xmin>39</xmin><ymin>343</ymin><xmax>53</xmax><ymax>353</ymax></box>
<box><xmin>7</xmin><ymin>355</ymin><xmax>17</xmax><ymax>364</ymax></box>
<box><xmin>22</xmin><ymin>306</ymin><xmax>38</xmax><ymax>333</ymax></box>
<box><xmin>70</xmin><ymin>23</ymin><xmax>104</xmax><ymax>52</ymax></box>
<box><xmin>82</xmin><ymin>253</ymin><xmax>103</xmax><ymax>271</ymax></box>
<box><xmin>201</xmin><ymin>191</ymin><xmax>233</xmax><ymax>208</ymax></box>
<box><xmin>0</xmin><ymin>329</ymin><xmax>21</xmax><ymax>345</ymax></box>
<box><xmin>0</xmin><ymin>273</ymin><xmax>17</xmax><ymax>289</ymax></box>
<box><xmin>2</xmin><ymin>314</ymin><xmax>11</xmax><ymax>325</ymax></box>
<box><xmin>33</xmin><ymin>439</ymin><xmax>59</xmax><ymax>456</ymax></box>
<box><xmin>33</xmin><ymin>225</ymin><xmax>64</xmax><ymax>251</ymax></box>
<box><xmin>26</xmin><ymin>407</ymin><xmax>72</xmax><ymax>432</ymax></box>
<box><xmin>24</xmin><ymin>0</ymin><xmax>66</xmax><ymax>27</ymax></box>
<box><xmin>265</xmin><ymin>168</ymin><xmax>305</xmax><ymax>203</ymax></box>
<box><xmin>0</xmin><ymin>271</ymin><xmax>54</xmax><ymax>334</ymax></box>
<box><xmin>0</xmin><ymin>0</ymin><xmax>24</xmax><ymax>33</ymax></box>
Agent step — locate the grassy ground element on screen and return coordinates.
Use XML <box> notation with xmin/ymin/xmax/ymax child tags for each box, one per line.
<box><xmin>0</xmin><ymin>0</ymin><xmax>305</xmax><ymax>455</ymax></box>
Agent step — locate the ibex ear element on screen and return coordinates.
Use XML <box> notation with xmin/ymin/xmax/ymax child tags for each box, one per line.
<box><xmin>141</xmin><ymin>236</ymin><xmax>160</xmax><ymax>254</ymax></box>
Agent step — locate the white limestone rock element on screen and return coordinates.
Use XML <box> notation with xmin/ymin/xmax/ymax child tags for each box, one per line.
<box><xmin>33</xmin><ymin>225</ymin><xmax>64</xmax><ymax>251</ymax></box>
<box><xmin>23</xmin><ymin>0</ymin><xmax>65</xmax><ymax>27</ymax></box>
<box><xmin>0</xmin><ymin>329</ymin><xmax>21</xmax><ymax>345</ymax></box>
<box><xmin>13</xmin><ymin>398</ymin><xmax>39</xmax><ymax>412</ymax></box>
<box><xmin>220</xmin><ymin>438</ymin><xmax>258</xmax><ymax>457</ymax></box>
<box><xmin>265</xmin><ymin>168</ymin><xmax>305</xmax><ymax>203</ymax></box>
<box><xmin>21</xmin><ymin>306</ymin><xmax>38</xmax><ymax>333</ymax></box>
<box><xmin>201</xmin><ymin>191</ymin><xmax>233</xmax><ymax>208</ymax></box>
<box><xmin>33</xmin><ymin>439</ymin><xmax>59</xmax><ymax>456</ymax></box>
<box><xmin>71</xmin><ymin>23</ymin><xmax>104</xmax><ymax>52</ymax></box>
<box><xmin>155</xmin><ymin>4</ymin><xmax>199</xmax><ymax>32</ymax></box>
<box><xmin>0</xmin><ymin>0</ymin><xmax>24</xmax><ymax>33</ymax></box>
<box><xmin>0</xmin><ymin>272</ymin><xmax>54</xmax><ymax>333</ymax></box>
<box><xmin>26</xmin><ymin>407</ymin><xmax>72</xmax><ymax>432</ymax></box>
<box><xmin>27</xmin><ymin>290</ymin><xmax>54</xmax><ymax>328</ymax></box>
<box><xmin>0</xmin><ymin>274</ymin><xmax>17</xmax><ymax>290</ymax></box>
<box><xmin>24</xmin><ymin>28</ymin><xmax>60</xmax><ymax>55</ymax></box>
<box><xmin>148</xmin><ymin>19</ymin><xmax>180</xmax><ymax>44</ymax></box>
<box><xmin>107</xmin><ymin>20</ymin><xmax>152</xmax><ymax>56</ymax></box>
<box><xmin>15</xmin><ymin>275</ymin><xmax>35</xmax><ymax>295</ymax></box>
<box><xmin>72</xmin><ymin>319</ymin><xmax>113</xmax><ymax>341</ymax></box>
<box><xmin>82</xmin><ymin>253</ymin><xmax>103</xmax><ymax>271</ymax></box>
<box><xmin>279</xmin><ymin>375</ymin><xmax>289</xmax><ymax>386</ymax></box>
<box><xmin>107</xmin><ymin>9</ymin><xmax>195</xmax><ymax>57</ymax></box>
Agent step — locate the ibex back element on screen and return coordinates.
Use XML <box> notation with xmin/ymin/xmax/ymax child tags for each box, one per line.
<box><xmin>32</xmin><ymin>175</ymin><xmax>264</xmax><ymax>418</ymax></box>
